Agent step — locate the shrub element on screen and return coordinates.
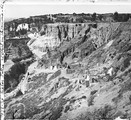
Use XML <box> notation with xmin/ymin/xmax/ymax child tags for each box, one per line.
<box><xmin>93</xmin><ymin>105</ymin><xmax>114</xmax><ymax>119</ymax></box>
<box><xmin>48</xmin><ymin>70</ymin><xmax>61</xmax><ymax>81</ymax></box>
<box><xmin>77</xmin><ymin>105</ymin><xmax>115</xmax><ymax>120</ymax></box>
<box><xmin>64</xmin><ymin>105</ymin><xmax>70</xmax><ymax>113</ymax></box>
<box><xmin>4</xmin><ymin>62</ymin><xmax>28</xmax><ymax>92</ymax></box>
<box><xmin>88</xmin><ymin>95</ymin><xmax>96</xmax><ymax>106</ymax></box>
<box><xmin>66</xmin><ymin>69</ymin><xmax>75</xmax><ymax>74</ymax></box>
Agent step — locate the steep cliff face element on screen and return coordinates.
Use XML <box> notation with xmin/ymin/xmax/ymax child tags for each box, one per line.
<box><xmin>4</xmin><ymin>22</ymin><xmax>131</xmax><ymax>120</ymax></box>
<box><xmin>40</xmin><ymin>23</ymin><xmax>90</xmax><ymax>41</ymax></box>
<box><xmin>30</xmin><ymin>22</ymin><xmax>120</xmax><ymax>60</ymax></box>
<box><xmin>45</xmin><ymin>22</ymin><xmax>121</xmax><ymax>64</ymax></box>
<box><xmin>40</xmin><ymin>22</ymin><xmax>120</xmax><ymax>47</ymax></box>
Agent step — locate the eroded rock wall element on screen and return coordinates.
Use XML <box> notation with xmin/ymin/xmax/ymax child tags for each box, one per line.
<box><xmin>40</xmin><ymin>23</ymin><xmax>120</xmax><ymax>44</ymax></box>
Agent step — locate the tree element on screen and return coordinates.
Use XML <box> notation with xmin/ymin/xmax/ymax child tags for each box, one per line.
<box><xmin>18</xmin><ymin>46</ymin><xmax>22</xmax><ymax>57</ymax></box>
<box><xmin>81</xmin><ymin>13</ymin><xmax>85</xmax><ymax>16</ymax></box>
<box><xmin>113</xmin><ymin>11</ymin><xmax>119</xmax><ymax>22</ymax></box>
<box><xmin>70</xmin><ymin>18</ymin><xmax>74</xmax><ymax>23</ymax></box>
<box><xmin>122</xmin><ymin>14</ymin><xmax>130</xmax><ymax>22</ymax></box>
<box><xmin>92</xmin><ymin>12</ymin><xmax>97</xmax><ymax>21</ymax></box>
<box><xmin>98</xmin><ymin>14</ymin><xmax>103</xmax><ymax>21</ymax></box>
<box><xmin>73</xmin><ymin>13</ymin><xmax>76</xmax><ymax>16</ymax></box>
<box><xmin>20</xmin><ymin>29</ymin><xmax>27</xmax><ymax>35</ymax></box>
<box><xmin>46</xmin><ymin>46</ymin><xmax>51</xmax><ymax>59</ymax></box>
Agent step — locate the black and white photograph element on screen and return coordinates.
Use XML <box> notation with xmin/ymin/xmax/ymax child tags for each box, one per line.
<box><xmin>1</xmin><ymin>0</ymin><xmax>131</xmax><ymax>119</ymax></box>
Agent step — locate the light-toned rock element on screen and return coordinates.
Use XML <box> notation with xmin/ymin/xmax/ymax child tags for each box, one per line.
<box><xmin>16</xmin><ymin>23</ymin><xmax>29</xmax><ymax>31</ymax></box>
<box><xmin>115</xmin><ymin>116</ymin><xmax>128</xmax><ymax>120</ymax></box>
<box><xmin>107</xmin><ymin>67</ymin><xmax>113</xmax><ymax>76</ymax></box>
<box><xmin>4</xmin><ymin>60</ymin><xmax>14</xmax><ymax>72</ymax></box>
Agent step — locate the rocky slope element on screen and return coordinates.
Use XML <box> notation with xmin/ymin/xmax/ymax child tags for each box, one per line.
<box><xmin>4</xmin><ymin>22</ymin><xmax>131</xmax><ymax>120</ymax></box>
<box><xmin>4</xmin><ymin>38</ymin><xmax>34</xmax><ymax>93</ymax></box>
<box><xmin>4</xmin><ymin>38</ymin><xmax>32</xmax><ymax>61</ymax></box>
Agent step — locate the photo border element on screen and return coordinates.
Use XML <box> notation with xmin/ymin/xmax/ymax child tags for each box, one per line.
<box><xmin>1</xmin><ymin>1</ymin><xmax>131</xmax><ymax>120</ymax></box>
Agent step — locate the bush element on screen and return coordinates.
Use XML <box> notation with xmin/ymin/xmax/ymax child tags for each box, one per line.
<box><xmin>87</xmin><ymin>95</ymin><xmax>96</xmax><ymax>106</ymax></box>
<box><xmin>4</xmin><ymin>62</ymin><xmax>28</xmax><ymax>92</ymax></box>
<box><xmin>66</xmin><ymin>69</ymin><xmax>75</xmax><ymax>74</ymax></box>
<box><xmin>76</xmin><ymin>105</ymin><xmax>115</xmax><ymax>120</ymax></box>
<box><xmin>64</xmin><ymin>105</ymin><xmax>70</xmax><ymax>113</ymax></box>
<box><xmin>48</xmin><ymin>70</ymin><xmax>61</xmax><ymax>81</ymax></box>
<box><xmin>93</xmin><ymin>105</ymin><xmax>114</xmax><ymax>119</ymax></box>
<box><xmin>120</xmin><ymin>57</ymin><xmax>131</xmax><ymax>71</ymax></box>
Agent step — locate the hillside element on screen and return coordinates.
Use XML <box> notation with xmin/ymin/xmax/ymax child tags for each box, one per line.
<box><xmin>4</xmin><ymin>21</ymin><xmax>131</xmax><ymax>120</ymax></box>
<box><xmin>4</xmin><ymin>13</ymin><xmax>131</xmax><ymax>39</ymax></box>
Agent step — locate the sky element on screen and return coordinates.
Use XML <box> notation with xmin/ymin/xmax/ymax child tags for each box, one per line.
<box><xmin>2</xmin><ymin>0</ymin><xmax>130</xmax><ymax>3</ymax></box>
<box><xmin>4</xmin><ymin>0</ymin><xmax>131</xmax><ymax>19</ymax></box>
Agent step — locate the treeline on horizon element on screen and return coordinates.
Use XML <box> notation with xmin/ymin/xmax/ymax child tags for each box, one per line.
<box><xmin>5</xmin><ymin>12</ymin><xmax>131</xmax><ymax>24</ymax></box>
<box><xmin>4</xmin><ymin>12</ymin><xmax>131</xmax><ymax>38</ymax></box>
